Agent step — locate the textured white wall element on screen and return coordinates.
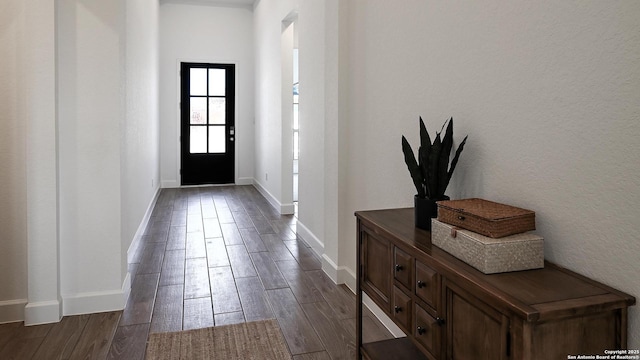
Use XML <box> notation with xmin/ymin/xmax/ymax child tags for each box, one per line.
<box><xmin>344</xmin><ymin>0</ymin><xmax>640</xmax><ymax>347</ymax></box>
<box><xmin>252</xmin><ymin>0</ymin><xmax>295</xmax><ymax>205</ymax></box>
<box><xmin>122</xmin><ymin>0</ymin><xmax>161</xmax><ymax>281</ymax></box>
<box><xmin>0</xmin><ymin>0</ymin><xmax>29</xmax><ymax>321</ymax></box>
<box><xmin>57</xmin><ymin>0</ymin><xmax>126</xmax><ymax>313</ymax></box>
<box><xmin>159</xmin><ymin>3</ymin><xmax>254</xmax><ymax>187</ymax></box>
<box><xmin>296</xmin><ymin>0</ymin><xmax>326</xmax><ymax>252</ymax></box>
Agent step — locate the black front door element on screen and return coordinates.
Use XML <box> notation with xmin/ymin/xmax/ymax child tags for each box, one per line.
<box><xmin>181</xmin><ymin>62</ymin><xmax>235</xmax><ymax>185</ymax></box>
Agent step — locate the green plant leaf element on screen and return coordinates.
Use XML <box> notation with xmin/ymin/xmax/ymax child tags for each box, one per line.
<box><xmin>402</xmin><ymin>136</ymin><xmax>426</xmax><ymax>198</ymax></box>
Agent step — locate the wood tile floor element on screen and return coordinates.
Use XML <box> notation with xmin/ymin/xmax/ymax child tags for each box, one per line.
<box><xmin>0</xmin><ymin>185</ymin><xmax>392</xmax><ymax>359</ymax></box>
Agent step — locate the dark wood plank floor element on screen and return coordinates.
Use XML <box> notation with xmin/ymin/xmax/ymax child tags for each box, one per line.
<box><xmin>0</xmin><ymin>185</ymin><xmax>392</xmax><ymax>359</ymax></box>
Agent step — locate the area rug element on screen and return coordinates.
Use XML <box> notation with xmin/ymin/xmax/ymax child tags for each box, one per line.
<box><xmin>145</xmin><ymin>319</ymin><xmax>292</xmax><ymax>360</ymax></box>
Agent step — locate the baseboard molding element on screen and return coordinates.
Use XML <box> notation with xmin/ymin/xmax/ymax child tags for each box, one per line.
<box><xmin>295</xmin><ymin>220</ymin><xmax>324</xmax><ymax>258</ymax></box>
<box><xmin>24</xmin><ymin>300</ymin><xmax>61</xmax><ymax>325</ymax></box>
<box><xmin>161</xmin><ymin>180</ymin><xmax>179</xmax><ymax>188</ymax></box>
<box><xmin>0</xmin><ymin>299</ymin><xmax>27</xmax><ymax>324</ymax></box>
<box><xmin>338</xmin><ymin>263</ymin><xmax>406</xmax><ymax>338</ymax></box>
<box><xmin>322</xmin><ymin>254</ymin><xmax>339</xmax><ymax>283</ymax></box>
<box><xmin>362</xmin><ymin>293</ymin><xmax>406</xmax><ymax>337</ymax></box>
<box><xmin>236</xmin><ymin>177</ymin><xmax>253</xmax><ymax>185</ymax></box>
<box><xmin>321</xmin><ymin>256</ymin><xmax>404</xmax><ymax>337</ymax></box>
<box><xmin>62</xmin><ymin>284</ymin><xmax>127</xmax><ymax>316</ymax></box>
<box><xmin>252</xmin><ymin>179</ymin><xmax>295</xmax><ymax>215</ymax></box>
<box><xmin>127</xmin><ymin>187</ymin><xmax>161</xmax><ymax>264</ymax></box>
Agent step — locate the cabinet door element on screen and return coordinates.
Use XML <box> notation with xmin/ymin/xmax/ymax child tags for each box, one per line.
<box><xmin>360</xmin><ymin>228</ymin><xmax>391</xmax><ymax>312</ymax></box>
<box><xmin>444</xmin><ymin>280</ymin><xmax>510</xmax><ymax>360</ymax></box>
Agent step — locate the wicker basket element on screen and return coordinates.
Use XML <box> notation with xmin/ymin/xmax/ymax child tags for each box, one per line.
<box><xmin>431</xmin><ymin>219</ymin><xmax>544</xmax><ymax>274</ymax></box>
<box><xmin>437</xmin><ymin>198</ymin><xmax>535</xmax><ymax>238</ymax></box>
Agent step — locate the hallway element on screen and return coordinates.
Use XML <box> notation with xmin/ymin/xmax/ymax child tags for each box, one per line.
<box><xmin>0</xmin><ymin>186</ymin><xmax>391</xmax><ymax>359</ymax></box>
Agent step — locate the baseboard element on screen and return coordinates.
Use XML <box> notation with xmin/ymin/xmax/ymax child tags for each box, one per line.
<box><xmin>362</xmin><ymin>293</ymin><xmax>406</xmax><ymax>337</ymax></box>
<box><xmin>62</xmin><ymin>285</ymin><xmax>127</xmax><ymax>316</ymax></box>
<box><xmin>252</xmin><ymin>179</ymin><xmax>295</xmax><ymax>215</ymax></box>
<box><xmin>161</xmin><ymin>180</ymin><xmax>179</xmax><ymax>188</ymax></box>
<box><xmin>295</xmin><ymin>220</ymin><xmax>324</xmax><ymax>258</ymax></box>
<box><xmin>0</xmin><ymin>299</ymin><xmax>27</xmax><ymax>324</ymax></box>
<box><xmin>236</xmin><ymin>177</ymin><xmax>253</xmax><ymax>185</ymax></box>
<box><xmin>127</xmin><ymin>186</ymin><xmax>161</xmax><ymax>264</ymax></box>
<box><xmin>321</xmin><ymin>256</ymin><xmax>404</xmax><ymax>337</ymax></box>
<box><xmin>322</xmin><ymin>254</ymin><xmax>339</xmax><ymax>283</ymax></box>
<box><xmin>24</xmin><ymin>300</ymin><xmax>62</xmax><ymax>325</ymax></box>
<box><xmin>340</xmin><ymin>264</ymin><xmax>406</xmax><ymax>338</ymax></box>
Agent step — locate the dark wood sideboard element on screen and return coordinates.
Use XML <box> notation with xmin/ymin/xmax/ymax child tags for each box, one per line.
<box><xmin>355</xmin><ymin>208</ymin><xmax>635</xmax><ymax>360</ymax></box>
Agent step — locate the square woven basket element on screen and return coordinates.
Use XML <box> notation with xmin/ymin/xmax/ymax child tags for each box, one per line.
<box><xmin>437</xmin><ymin>198</ymin><xmax>535</xmax><ymax>238</ymax></box>
<box><xmin>431</xmin><ymin>219</ymin><xmax>544</xmax><ymax>274</ymax></box>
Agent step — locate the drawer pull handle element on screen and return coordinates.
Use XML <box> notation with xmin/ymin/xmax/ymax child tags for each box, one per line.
<box><xmin>417</xmin><ymin>326</ymin><xmax>427</xmax><ymax>335</ymax></box>
<box><xmin>436</xmin><ymin>317</ymin><xmax>445</xmax><ymax>326</ymax></box>
<box><xmin>394</xmin><ymin>306</ymin><xmax>402</xmax><ymax>313</ymax></box>
<box><xmin>417</xmin><ymin>280</ymin><xmax>427</xmax><ymax>288</ymax></box>
<box><xmin>457</xmin><ymin>215</ymin><xmax>466</xmax><ymax>221</ymax></box>
<box><xmin>395</xmin><ymin>264</ymin><xmax>404</xmax><ymax>272</ymax></box>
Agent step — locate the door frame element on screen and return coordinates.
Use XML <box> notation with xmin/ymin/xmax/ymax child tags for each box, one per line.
<box><xmin>175</xmin><ymin>58</ymin><xmax>239</xmax><ymax>187</ymax></box>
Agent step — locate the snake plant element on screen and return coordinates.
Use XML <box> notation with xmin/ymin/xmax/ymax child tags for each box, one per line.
<box><xmin>402</xmin><ymin>117</ymin><xmax>468</xmax><ymax>200</ymax></box>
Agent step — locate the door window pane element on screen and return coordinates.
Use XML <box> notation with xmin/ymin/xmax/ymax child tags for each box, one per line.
<box><xmin>208</xmin><ymin>126</ymin><xmax>226</xmax><ymax>153</ymax></box>
<box><xmin>190</xmin><ymin>68</ymin><xmax>207</xmax><ymax>96</ymax></box>
<box><xmin>209</xmin><ymin>69</ymin><xmax>226</xmax><ymax>96</ymax></box>
<box><xmin>208</xmin><ymin>98</ymin><xmax>226</xmax><ymax>124</ymax></box>
<box><xmin>190</xmin><ymin>126</ymin><xmax>207</xmax><ymax>153</ymax></box>
<box><xmin>190</xmin><ymin>98</ymin><xmax>207</xmax><ymax>124</ymax></box>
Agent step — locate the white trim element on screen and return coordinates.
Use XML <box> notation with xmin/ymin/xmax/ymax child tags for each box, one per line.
<box><xmin>62</xmin><ymin>286</ymin><xmax>128</xmax><ymax>316</ymax></box>
<box><xmin>236</xmin><ymin>177</ymin><xmax>253</xmax><ymax>185</ymax></box>
<box><xmin>321</xmin><ymin>259</ymin><xmax>405</xmax><ymax>338</ymax></box>
<box><xmin>295</xmin><ymin>220</ymin><xmax>324</xmax><ymax>257</ymax></box>
<box><xmin>362</xmin><ymin>293</ymin><xmax>406</xmax><ymax>338</ymax></box>
<box><xmin>338</xmin><ymin>265</ymin><xmax>357</xmax><ymax>291</ymax></box>
<box><xmin>253</xmin><ymin>179</ymin><xmax>295</xmax><ymax>215</ymax></box>
<box><xmin>161</xmin><ymin>180</ymin><xmax>180</xmax><ymax>188</ymax></box>
<box><xmin>120</xmin><ymin>272</ymin><xmax>132</xmax><ymax>313</ymax></box>
<box><xmin>322</xmin><ymin>254</ymin><xmax>339</xmax><ymax>283</ymax></box>
<box><xmin>24</xmin><ymin>300</ymin><xmax>61</xmax><ymax>326</ymax></box>
<box><xmin>127</xmin><ymin>187</ymin><xmax>161</xmax><ymax>264</ymax></box>
<box><xmin>320</xmin><ymin>254</ymin><xmax>357</xmax><ymax>289</ymax></box>
<box><xmin>340</xmin><ymin>268</ymin><xmax>406</xmax><ymax>338</ymax></box>
<box><xmin>0</xmin><ymin>299</ymin><xmax>27</xmax><ymax>324</ymax></box>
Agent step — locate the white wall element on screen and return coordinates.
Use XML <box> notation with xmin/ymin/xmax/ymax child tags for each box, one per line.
<box><xmin>0</xmin><ymin>0</ymin><xmax>30</xmax><ymax>322</ymax></box>
<box><xmin>251</xmin><ymin>0</ymin><xmax>348</xmax><ymax>283</ymax></box>
<box><xmin>1</xmin><ymin>0</ymin><xmax>160</xmax><ymax>324</ymax></box>
<box><xmin>344</xmin><ymin>0</ymin><xmax>640</xmax><ymax>347</ymax></box>
<box><xmin>159</xmin><ymin>3</ymin><xmax>254</xmax><ymax>188</ymax></box>
<box><xmin>252</xmin><ymin>0</ymin><xmax>295</xmax><ymax>209</ymax></box>
<box><xmin>122</xmin><ymin>0</ymin><xmax>161</xmax><ymax>281</ymax></box>
<box><xmin>57</xmin><ymin>0</ymin><xmax>127</xmax><ymax>314</ymax></box>
<box><xmin>295</xmin><ymin>0</ymin><xmax>326</xmax><ymax>255</ymax></box>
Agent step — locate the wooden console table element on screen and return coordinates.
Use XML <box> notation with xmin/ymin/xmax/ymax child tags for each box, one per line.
<box><xmin>355</xmin><ymin>208</ymin><xmax>635</xmax><ymax>360</ymax></box>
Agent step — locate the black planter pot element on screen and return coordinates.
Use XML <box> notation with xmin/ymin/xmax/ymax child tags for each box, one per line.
<box><xmin>414</xmin><ymin>195</ymin><xmax>450</xmax><ymax>230</ymax></box>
